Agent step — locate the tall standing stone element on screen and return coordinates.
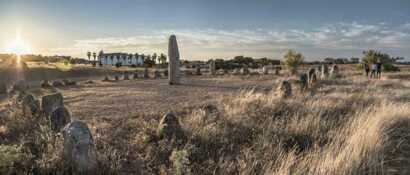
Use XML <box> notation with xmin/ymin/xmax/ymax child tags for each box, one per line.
<box><xmin>299</xmin><ymin>73</ymin><xmax>308</xmax><ymax>92</ymax></box>
<box><xmin>63</xmin><ymin>121</ymin><xmax>96</xmax><ymax>174</ymax></box>
<box><xmin>42</xmin><ymin>93</ymin><xmax>64</xmax><ymax>116</ymax></box>
<box><xmin>308</xmin><ymin>68</ymin><xmax>316</xmax><ymax>85</ymax></box>
<box><xmin>195</xmin><ymin>66</ymin><xmax>202</xmax><ymax>75</ymax></box>
<box><xmin>277</xmin><ymin>80</ymin><xmax>292</xmax><ymax>98</ymax></box>
<box><xmin>321</xmin><ymin>64</ymin><xmax>329</xmax><ymax>79</ymax></box>
<box><xmin>168</xmin><ymin>35</ymin><xmax>180</xmax><ymax>85</ymax></box>
<box><xmin>123</xmin><ymin>71</ymin><xmax>130</xmax><ymax>80</ymax></box>
<box><xmin>210</xmin><ymin>60</ymin><xmax>216</xmax><ymax>76</ymax></box>
<box><xmin>262</xmin><ymin>66</ymin><xmax>269</xmax><ymax>75</ymax></box>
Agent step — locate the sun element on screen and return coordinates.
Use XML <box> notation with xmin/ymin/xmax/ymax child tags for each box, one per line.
<box><xmin>6</xmin><ymin>34</ymin><xmax>32</xmax><ymax>55</ymax></box>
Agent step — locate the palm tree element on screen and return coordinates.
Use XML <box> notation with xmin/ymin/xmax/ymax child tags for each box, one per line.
<box><xmin>92</xmin><ymin>52</ymin><xmax>96</xmax><ymax>61</ymax></box>
<box><xmin>160</xmin><ymin>53</ymin><xmax>167</xmax><ymax>65</ymax></box>
<box><xmin>141</xmin><ymin>54</ymin><xmax>145</xmax><ymax>66</ymax></box>
<box><xmin>152</xmin><ymin>53</ymin><xmax>157</xmax><ymax>65</ymax></box>
<box><xmin>87</xmin><ymin>51</ymin><xmax>91</xmax><ymax>61</ymax></box>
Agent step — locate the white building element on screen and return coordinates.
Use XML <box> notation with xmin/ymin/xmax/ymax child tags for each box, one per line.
<box><xmin>99</xmin><ymin>51</ymin><xmax>144</xmax><ymax>66</ymax></box>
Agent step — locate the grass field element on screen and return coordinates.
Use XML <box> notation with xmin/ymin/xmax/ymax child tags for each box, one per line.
<box><xmin>0</xmin><ymin>63</ymin><xmax>410</xmax><ymax>174</ymax></box>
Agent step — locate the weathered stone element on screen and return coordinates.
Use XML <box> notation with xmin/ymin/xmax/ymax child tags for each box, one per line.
<box><xmin>277</xmin><ymin>80</ymin><xmax>292</xmax><ymax>98</ymax></box>
<box><xmin>241</xmin><ymin>67</ymin><xmax>250</xmax><ymax>75</ymax></box>
<box><xmin>85</xmin><ymin>80</ymin><xmax>94</xmax><ymax>84</ymax></box>
<box><xmin>63</xmin><ymin>121</ymin><xmax>96</xmax><ymax>174</ymax></box>
<box><xmin>330</xmin><ymin>64</ymin><xmax>339</xmax><ymax>76</ymax></box>
<box><xmin>274</xmin><ymin>67</ymin><xmax>280</xmax><ymax>75</ymax></box>
<box><xmin>308</xmin><ymin>68</ymin><xmax>317</xmax><ymax>86</ymax></box>
<box><xmin>250</xmin><ymin>71</ymin><xmax>260</xmax><ymax>76</ymax></box>
<box><xmin>50</xmin><ymin>106</ymin><xmax>71</xmax><ymax>132</ymax></box>
<box><xmin>154</xmin><ymin>70</ymin><xmax>161</xmax><ymax>79</ymax></box>
<box><xmin>143</xmin><ymin>67</ymin><xmax>149</xmax><ymax>79</ymax></box>
<box><xmin>262</xmin><ymin>66</ymin><xmax>269</xmax><ymax>75</ymax></box>
<box><xmin>21</xmin><ymin>94</ymin><xmax>40</xmax><ymax>115</ymax></box>
<box><xmin>63</xmin><ymin>79</ymin><xmax>77</xmax><ymax>86</ymax></box>
<box><xmin>163</xmin><ymin>69</ymin><xmax>169</xmax><ymax>77</ymax></box>
<box><xmin>52</xmin><ymin>80</ymin><xmax>64</xmax><ymax>87</ymax></box>
<box><xmin>210</xmin><ymin>60</ymin><xmax>216</xmax><ymax>76</ymax></box>
<box><xmin>195</xmin><ymin>66</ymin><xmax>202</xmax><ymax>75</ymax></box>
<box><xmin>41</xmin><ymin>80</ymin><xmax>52</xmax><ymax>88</ymax></box>
<box><xmin>321</xmin><ymin>64</ymin><xmax>329</xmax><ymax>79</ymax></box>
<box><xmin>157</xmin><ymin>113</ymin><xmax>183</xmax><ymax>139</ymax></box>
<box><xmin>13</xmin><ymin>80</ymin><xmax>29</xmax><ymax>92</ymax></box>
<box><xmin>123</xmin><ymin>72</ymin><xmax>130</xmax><ymax>80</ymax></box>
<box><xmin>168</xmin><ymin>35</ymin><xmax>180</xmax><ymax>85</ymax></box>
<box><xmin>233</xmin><ymin>68</ymin><xmax>241</xmax><ymax>75</ymax></box>
<box><xmin>199</xmin><ymin>104</ymin><xmax>219</xmax><ymax>123</ymax></box>
<box><xmin>102</xmin><ymin>75</ymin><xmax>110</xmax><ymax>82</ymax></box>
<box><xmin>133</xmin><ymin>72</ymin><xmax>139</xmax><ymax>79</ymax></box>
<box><xmin>42</xmin><ymin>93</ymin><xmax>64</xmax><ymax>116</ymax></box>
<box><xmin>0</xmin><ymin>82</ymin><xmax>7</xmax><ymax>94</ymax></box>
<box><xmin>299</xmin><ymin>73</ymin><xmax>308</xmax><ymax>92</ymax></box>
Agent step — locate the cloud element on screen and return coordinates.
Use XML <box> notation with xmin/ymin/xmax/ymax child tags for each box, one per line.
<box><xmin>50</xmin><ymin>22</ymin><xmax>410</xmax><ymax>60</ymax></box>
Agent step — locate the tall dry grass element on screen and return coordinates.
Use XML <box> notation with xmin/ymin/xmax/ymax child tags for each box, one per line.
<box><xmin>1</xmin><ymin>71</ymin><xmax>410</xmax><ymax>174</ymax></box>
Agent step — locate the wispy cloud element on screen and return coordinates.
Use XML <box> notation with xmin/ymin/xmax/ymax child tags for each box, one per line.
<box><xmin>50</xmin><ymin>22</ymin><xmax>410</xmax><ymax>60</ymax></box>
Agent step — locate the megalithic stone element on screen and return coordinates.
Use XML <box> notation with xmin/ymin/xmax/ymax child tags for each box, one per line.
<box><xmin>168</xmin><ymin>35</ymin><xmax>180</xmax><ymax>85</ymax></box>
<box><xmin>210</xmin><ymin>60</ymin><xmax>216</xmax><ymax>76</ymax></box>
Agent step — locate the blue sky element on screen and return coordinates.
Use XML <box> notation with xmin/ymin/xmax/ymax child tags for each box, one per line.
<box><xmin>0</xmin><ymin>0</ymin><xmax>409</xmax><ymax>60</ymax></box>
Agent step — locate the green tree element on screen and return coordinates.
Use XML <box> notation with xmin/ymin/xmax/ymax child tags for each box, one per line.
<box><xmin>282</xmin><ymin>50</ymin><xmax>304</xmax><ymax>74</ymax></box>
<box><xmin>362</xmin><ymin>50</ymin><xmax>399</xmax><ymax>71</ymax></box>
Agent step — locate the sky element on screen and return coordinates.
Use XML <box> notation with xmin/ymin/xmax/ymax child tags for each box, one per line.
<box><xmin>0</xmin><ymin>0</ymin><xmax>409</xmax><ymax>61</ymax></box>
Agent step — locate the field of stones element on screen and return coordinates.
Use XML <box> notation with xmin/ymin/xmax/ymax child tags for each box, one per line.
<box><xmin>1</xmin><ymin>61</ymin><xmax>410</xmax><ymax>174</ymax></box>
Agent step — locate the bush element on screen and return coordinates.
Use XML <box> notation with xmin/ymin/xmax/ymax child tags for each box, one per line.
<box><xmin>383</xmin><ymin>64</ymin><xmax>400</xmax><ymax>72</ymax></box>
<box><xmin>282</xmin><ymin>50</ymin><xmax>304</xmax><ymax>74</ymax></box>
<box><xmin>115</xmin><ymin>62</ymin><xmax>122</xmax><ymax>68</ymax></box>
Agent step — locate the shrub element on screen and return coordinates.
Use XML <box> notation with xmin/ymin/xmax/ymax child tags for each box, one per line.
<box><xmin>115</xmin><ymin>62</ymin><xmax>122</xmax><ymax>68</ymax></box>
<box><xmin>282</xmin><ymin>50</ymin><xmax>304</xmax><ymax>74</ymax></box>
<box><xmin>383</xmin><ymin>64</ymin><xmax>400</xmax><ymax>72</ymax></box>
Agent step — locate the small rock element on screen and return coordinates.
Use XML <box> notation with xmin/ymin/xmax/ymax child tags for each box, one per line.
<box><xmin>52</xmin><ymin>80</ymin><xmax>64</xmax><ymax>87</ymax></box>
<box><xmin>102</xmin><ymin>76</ymin><xmax>110</xmax><ymax>82</ymax></box>
<box><xmin>63</xmin><ymin>79</ymin><xmax>77</xmax><ymax>86</ymax></box>
<box><xmin>157</xmin><ymin>113</ymin><xmax>183</xmax><ymax>139</ymax></box>
<box><xmin>85</xmin><ymin>80</ymin><xmax>94</xmax><ymax>84</ymax></box>
<box><xmin>21</xmin><ymin>94</ymin><xmax>40</xmax><ymax>115</ymax></box>
<box><xmin>41</xmin><ymin>80</ymin><xmax>52</xmax><ymax>88</ymax></box>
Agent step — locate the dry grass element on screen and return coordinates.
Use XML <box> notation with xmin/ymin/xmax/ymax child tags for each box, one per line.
<box><xmin>0</xmin><ymin>66</ymin><xmax>410</xmax><ymax>174</ymax></box>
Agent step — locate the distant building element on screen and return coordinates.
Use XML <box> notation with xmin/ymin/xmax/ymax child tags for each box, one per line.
<box><xmin>99</xmin><ymin>51</ymin><xmax>144</xmax><ymax>66</ymax></box>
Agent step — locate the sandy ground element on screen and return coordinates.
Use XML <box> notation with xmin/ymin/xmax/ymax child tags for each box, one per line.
<box><xmin>0</xmin><ymin>75</ymin><xmax>278</xmax><ymax>123</ymax></box>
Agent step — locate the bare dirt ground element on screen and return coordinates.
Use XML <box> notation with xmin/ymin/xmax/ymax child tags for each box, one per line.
<box><xmin>31</xmin><ymin>75</ymin><xmax>277</xmax><ymax>123</ymax></box>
